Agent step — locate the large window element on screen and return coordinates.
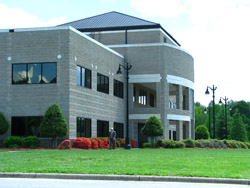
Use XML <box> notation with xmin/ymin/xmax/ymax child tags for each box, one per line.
<box><xmin>97</xmin><ymin>120</ymin><xmax>109</xmax><ymax>137</ymax></box>
<box><xmin>114</xmin><ymin>122</ymin><xmax>124</xmax><ymax>138</ymax></box>
<box><xmin>12</xmin><ymin>62</ymin><xmax>56</xmax><ymax>84</ymax></box>
<box><xmin>76</xmin><ymin>65</ymin><xmax>91</xmax><ymax>89</ymax></box>
<box><xmin>11</xmin><ymin>116</ymin><xmax>42</xmax><ymax>137</ymax></box>
<box><xmin>113</xmin><ymin>79</ymin><xmax>123</xmax><ymax>98</ymax></box>
<box><xmin>76</xmin><ymin>117</ymin><xmax>91</xmax><ymax>138</ymax></box>
<box><xmin>139</xmin><ymin>89</ymin><xmax>147</xmax><ymax>105</ymax></box>
<box><xmin>97</xmin><ymin>73</ymin><xmax>109</xmax><ymax>94</ymax></box>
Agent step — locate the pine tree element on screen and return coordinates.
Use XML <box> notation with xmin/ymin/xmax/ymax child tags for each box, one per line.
<box><xmin>0</xmin><ymin>112</ymin><xmax>9</xmax><ymax>135</ymax></box>
<box><xmin>230</xmin><ymin>110</ymin><xmax>248</xmax><ymax>142</ymax></box>
<box><xmin>141</xmin><ymin>115</ymin><xmax>163</xmax><ymax>144</ymax></box>
<box><xmin>40</xmin><ymin>104</ymin><xmax>68</xmax><ymax>147</ymax></box>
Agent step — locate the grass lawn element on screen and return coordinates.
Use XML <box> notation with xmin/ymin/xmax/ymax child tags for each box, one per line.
<box><xmin>0</xmin><ymin>149</ymin><xmax>250</xmax><ymax>179</ymax></box>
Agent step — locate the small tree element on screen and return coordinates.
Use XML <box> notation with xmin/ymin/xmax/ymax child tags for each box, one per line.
<box><xmin>141</xmin><ymin>115</ymin><xmax>163</xmax><ymax>144</ymax></box>
<box><xmin>0</xmin><ymin>112</ymin><xmax>9</xmax><ymax>135</ymax></box>
<box><xmin>195</xmin><ymin>125</ymin><xmax>209</xmax><ymax>139</ymax></box>
<box><xmin>230</xmin><ymin>110</ymin><xmax>248</xmax><ymax>142</ymax></box>
<box><xmin>40</xmin><ymin>104</ymin><xmax>68</xmax><ymax>147</ymax></box>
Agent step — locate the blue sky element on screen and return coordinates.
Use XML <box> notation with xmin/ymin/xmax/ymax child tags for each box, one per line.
<box><xmin>1</xmin><ymin>0</ymin><xmax>250</xmax><ymax>106</ymax></box>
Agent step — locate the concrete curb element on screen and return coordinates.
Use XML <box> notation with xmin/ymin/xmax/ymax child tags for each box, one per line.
<box><xmin>0</xmin><ymin>173</ymin><xmax>249</xmax><ymax>185</ymax></box>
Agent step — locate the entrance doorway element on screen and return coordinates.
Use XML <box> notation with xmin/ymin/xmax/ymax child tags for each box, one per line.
<box><xmin>138</xmin><ymin>123</ymin><xmax>148</xmax><ymax>148</ymax></box>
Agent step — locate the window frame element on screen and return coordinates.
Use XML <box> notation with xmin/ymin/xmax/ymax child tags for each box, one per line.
<box><xmin>113</xmin><ymin>79</ymin><xmax>124</xmax><ymax>98</ymax></box>
<box><xmin>76</xmin><ymin>65</ymin><xmax>92</xmax><ymax>89</ymax></box>
<box><xmin>97</xmin><ymin>73</ymin><xmax>109</xmax><ymax>94</ymax></box>
<box><xmin>76</xmin><ymin>117</ymin><xmax>91</xmax><ymax>138</ymax></box>
<box><xmin>12</xmin><ymin>62</ymin><xmax>57</xmax><ymax>85</ymax></box>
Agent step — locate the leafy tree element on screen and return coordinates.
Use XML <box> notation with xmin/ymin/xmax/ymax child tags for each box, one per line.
<box><xmin>0</xmin><ymin>112</ymin><xmax>9</xmax><ymax>135</ymax></box>
<box><xmin>195</xmin><ymin>104</ymin><xmax>207</xmax><ymax>127</ymax></box>
<box><xmin>141</xmin><ymin>115</ymin><xmax>163</xmax><ymax>144</ymax></box>
<box><xmin>195</xmin><ymin>125</ymin><xmax>209</xmax><ymax>139</ymax></box>
<box><xmin>40</xmin><ymin>104</ymin><xmax>68</xmax><ymax>147</ymax></box>
<box><xmin>230</xmin><ymin>110</ymin><xmax>248</xmax><ymax>142</ymax></box>
<box><xmin>230</xmin><ymin>101</ymin><xmax>250</xmax><ymax>141</ymax></box>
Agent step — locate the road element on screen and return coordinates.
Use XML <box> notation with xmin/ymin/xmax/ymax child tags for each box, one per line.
<box><xmin>0</xmin><ymin>178</ymin><xmax>249</xmax><ymax>188</ymax></box>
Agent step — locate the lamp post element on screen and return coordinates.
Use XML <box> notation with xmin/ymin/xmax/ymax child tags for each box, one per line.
<box><xmin>219</xmin><ymin>96</ymin><xmax>229</xmax><ymax>139</ymax></box>
<box><xmin>205</xmin><ymin>85</ymin><xmax>217</xmax><ymax>138</ymax></box>
<box><xmin>117</xmin><ymin>62</ymin><xmax>132</xmax><ymax>149</ymax></box>
<box><xmin>204</xmin><ymin>104</ymin><xmax>211</xmax><ymax>136</ymax></box>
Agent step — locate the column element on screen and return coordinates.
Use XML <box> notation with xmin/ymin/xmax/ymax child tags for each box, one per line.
<box><xmin>176</xmin><ymin>120</ymin><xmax>183</xmax><ymax>141</ymax></box>
<box><xmin>176</xmin><ymin>85</ymin><xmax>183</xmax><ymax>110</ymax></box>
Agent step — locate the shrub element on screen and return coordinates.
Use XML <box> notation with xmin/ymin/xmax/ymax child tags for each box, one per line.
<box><xmin>58</xmin><ymin>139</ymin><xmax>71</xmax><ymax>149</ymax></box>
<box><xmin>195</xmin><ymin>125</ymin><xmax>209</xmax><ymax>139</ymax></box>
<box><xmin>182</xmin><ymin>139</ymin><xmax>195</xmax><ymax>148</ymax></box>
<box><xmin>0</xmin><ymin>112</ymin><xmax>9</xmax><ymax>135</ymax></box>
<box><xmin>3</xmin><ymin>136</ymin><xmax>24</xmax><ymax>148</ymax></box>
<box><xmin>200</xmin><ymin>140</ymin><xmax>213</xmax><ymax>148</ymax></box>
<box><xmin>130</xmin><ymin>140</ymin><xmax>136</xmax><ymax>148</ymax></box>
<box><xmin>156</xmin><ymin>139</ymin><xmax>163</xmax><ymax>147</ymax></box>
<box><xmin>244</xmin><ymin>142</ymin><xmax>250</xmax><ymax>149</ymax></box>
<box><xmin>40</xmin><ymin>104</ymin><xmax>68</xmax><ymax>148</ymax></box>
<box><xmin>141</xmin><ymin>115</ymin><xmax>163</xmax><ymax>144</ymax></box>
<box><xmin>162</xmin><ymin>139</ymin><xmax>175</xmax><ymax>148</ymax></box>
<box><xmin>91</xmin><ymin>140</ymin><xmax>98</xmax><ymax>149</ymax></box>
<box><xmin>143</xmin><ymin>142</ymin><xmax>152</xmax><ymax>148</ymax></box>
<box><xmin>194</xmin><ymin>140</ymin><xmax>202</xmax><ymax>148</ymax></box>
<box><xmin>175</xmin><ymin>141</ymin><xmax>185</xmax><ymax>148</ymax></box>
<box><xmin>72</xmin><ymin>138</ymin><xmax>91</xmax><ymax>149</ymax></box>
<box><xmin>116</xmin><ymin>138</ymin><xmax>125</xmax><ymax>147</ymax></box>
<box><xmin>23</xmin><ymin>136</ymin><xmax>40</xmax><ymax>148</ymax></box>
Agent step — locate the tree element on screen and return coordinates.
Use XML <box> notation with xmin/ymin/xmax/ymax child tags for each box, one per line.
<box><xmin>195</xmin><ymin>104</ymin><xmax>207</xmax><ymax>127</ymax></box>
<box><xmin>141</xmin><ymin>115</ymin><xmax>163</xmax><ymax>144</ymax></box>
<box><xmin>230</xmin><ymin>110</ymin><xmax>248</xmax><ymax>142</ymax></box>
<box><xmin>0</xmin><ymin>112</ymin><xmax>9</xmax><ymax>135</ymax></box>
<box><xmin>40</xmin><ymin>104</ymin><xmax>68</xmax><ymax>147</ymax></box>
<box><xmin>195</xmin><ymin>125</ymin><xmax>209</xmax><ymax>139</ymax></box>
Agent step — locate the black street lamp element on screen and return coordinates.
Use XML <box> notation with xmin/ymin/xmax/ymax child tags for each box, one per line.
<box><xmin>117</xmin><ymin>62</ymin><xmax>132</xmax><ymax>149</ymax></box>
<box><xmin>219</xmin><ymin>96</ymin><xmax>229</xmax><ymax>139</ymax></box>
<box><xmin>204</xmin><ymin>104</ymin><xmax>211</xmax><ymax>136</ymax></box>
<box><xmin>205</xmin><ymin>85</ymin><xmax>217</xmax><ymax>138</ymax></box>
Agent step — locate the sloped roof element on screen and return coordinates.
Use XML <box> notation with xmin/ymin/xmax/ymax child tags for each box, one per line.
<box><xmin>59</xmin><ymin>11</ymin><xmax>180</xmax><ymax>46</ymax></box>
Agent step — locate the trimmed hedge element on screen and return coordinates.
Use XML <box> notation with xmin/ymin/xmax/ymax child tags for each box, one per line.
<box><xmin>23</xmin><ymin>136</ymin><xmax>40</xmax><ymax>148</ymax></box>
<box><xmin>3</xmin><ymin>136</ymin><xmax>24</xmax><ymax>148</ymax></box>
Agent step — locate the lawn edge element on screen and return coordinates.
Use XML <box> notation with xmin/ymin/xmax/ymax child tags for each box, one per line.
<box><xmin>0</xmin><ymin>172</ymin><xmax>249</xmax><ymax>185</ymax></box>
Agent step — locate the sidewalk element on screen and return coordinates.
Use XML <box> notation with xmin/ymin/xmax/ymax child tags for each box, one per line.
<box><xmin>0</xmin><ymin>173</ymin><xmax>249</xmax><ymax>185</ymax></box>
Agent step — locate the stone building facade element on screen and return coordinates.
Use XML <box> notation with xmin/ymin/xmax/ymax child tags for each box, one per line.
<box><xmin>0</xmin><ymin>12</ymin><xmax>194</xmax><ymax>147</ymax></box>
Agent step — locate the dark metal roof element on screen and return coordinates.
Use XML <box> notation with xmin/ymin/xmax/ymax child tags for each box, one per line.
<box><xmin>59</xmin><ymin>11</ymin><xmax>180</xmax><ymax>46</ymax></box>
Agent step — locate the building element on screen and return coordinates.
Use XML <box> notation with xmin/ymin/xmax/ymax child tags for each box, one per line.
<box><xmin>0</xmin><ymin>12</ymin><xmax>194</xmax><ymax>147</ymax></box>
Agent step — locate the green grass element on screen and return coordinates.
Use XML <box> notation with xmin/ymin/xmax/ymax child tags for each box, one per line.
<box><xmin>0</xmin><ymin>149</ymin><xmax>250</xmax><ymax>179</ymax></box>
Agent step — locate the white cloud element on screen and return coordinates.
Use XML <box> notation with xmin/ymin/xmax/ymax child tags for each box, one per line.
<box><xmin>130</xmin><ymin>0</ymin><xmax>184</xmax><ymax>18</ymax></box>
<box><xmin>0</xmin><ymin>4</ymin><xmax>66</xmax><ymax>29</ymax></box>
<box><xmin>130</xmin><ymin>0</ymin><xmax>250</xmax><ymax>104</ymax></box>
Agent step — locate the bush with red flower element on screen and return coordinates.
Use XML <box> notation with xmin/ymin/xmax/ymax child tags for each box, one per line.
<box><xmin>72</xmin><ymin>138</ymin><xmax>91</xmax><ymax>149</ymax></box>
<box><xmin>130</xmin><ymin>139</ymin><xmax>136</xmax><ymax>148</ymax></box>
<box><xmin>58</xmin><ymin>139</ymin><xmax>71</xmax><ymax>149</ymax></box>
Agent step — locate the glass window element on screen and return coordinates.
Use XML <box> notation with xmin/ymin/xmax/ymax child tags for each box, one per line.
<box><xmin>97</xmin><ymin>120</ymin><xmax>109</xmax><ymax>137</ymax></box>
<box><xmin>76</xmin><ymin>66</ymin><xmax>81</xmax><ymax>86</ymax></box>
<box><xmin>97</xmin><ymin>73</ymin><xmax>109</xmax><ymax>94</ymax></box>
<box><xmin>12</xmin><ymin>64</ymin><xmax>27</xmax><ymax>84</ymax></box>
<box><xmin>114</xmin><ymin>122</ymin><xmax>124</xmax><ymax>138</ymax></box>
<box><xmin>28</xmin><ymin>64</ymin><xmax>41</xmax><ymax>84</ymax></box>
<box><xmin>42</xmin><ymin>63</ymin><xmax>56</xmax><ymax>83</ymax></box>
<box><xmin>76</xmin><ymin>65</ymin><xmax>91</xmax><ymax>89</ymax></box>
<box><xmin>76</xmin><ymin>117</ymin><xmax>91</xmax><ymax>138</ymax></box>
<box><xmin>12</xmin><ymin>63</ymin><xmax>56</xmax><ymax>85</ymax></box>
<box><xmin>114</xmin><ymin>79</ymin><xmax>123</xmax><ymax>98</ymax></box>
<box><xmin>150</xmin><ymin>93</ymin><xmax>155</xmax><ymax>107</ymax></box>
<box><xmin>139</xmin><ymin>89</ymin><xmax>147</xmax><ymax>105</ymax></box>
<box><xmin>11</xmin><ymin>116</ymin><xmax>42</xmax><ymax>137</ymax></box>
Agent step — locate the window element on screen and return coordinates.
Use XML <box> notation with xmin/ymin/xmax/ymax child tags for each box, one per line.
<box><xmin>97</xmin><ymin>73</ymin><xmax>109</xmax><ymax>94</ymax></box>
<box><xmin>76</xmin><ymin>117</ymin><xmax>91</xmax><ymax>137</ymax></box>
<box><xmin>164</xmin><ymin>37</ymin><xmax>167</xmax><ymax>43</ymax></box>
<box><xmin>150</xmin><ymin>93</ymin><xmax>155</xmax><ymax>107</ymax></box>
<box><xmin>97</xmin><ymin>120</ymin><xmax>109</xmax><ymax>137</ymax></box>
<box><xmin>169</xmin><ymin>130</ymin><xmax>171</xmax><ymax>140</ymax></box>
<box><xmin>76</xmin><ymin>65</ymin><xmax>91</xmax><ymax>89</ymax></box>
<box><xmin>139</xmin><ymin>89</ymin><xmax>147</xmax><ymax>105</ymax></box>
<box><xmin>12</xmin><ymin>62</ymin><xmax>56</xmax><ymax>84</ymax></box>
<box><xmin>114</xmin><ymin>79</ymin><xmax>123</xmax><ymax>98</ymax></box>
<box><xmin>114</xmin><ymin>122</ymin><xmax>124</xmax><ymax>138</ymax></box>
<box><xmin>133</xmin><ymin>87</ymin><xmax>136</xmax><ymax>102</ymax></box>
<box><xmin>11</xmin><ymin>116</ymin><xmax>42</xmax><ymax>137</ymax></box>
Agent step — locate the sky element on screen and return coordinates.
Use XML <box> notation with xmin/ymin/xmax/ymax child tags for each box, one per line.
<box><xmin>1</xmin><ymin>0</ymin><xmax>250</xmax><ymax>106</ymax></box>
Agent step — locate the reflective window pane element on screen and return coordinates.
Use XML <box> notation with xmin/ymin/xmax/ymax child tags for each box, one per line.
<box><xmin>12</xmin><ymin>64</ymin><xmax>27</xmax><ymax>84</ymax></box>
<box><xmin>76</xmin><ymin>66</ymin><xmax>81</xmax><ymax>86</ymax></box>
<box><xmin>28</xmin><ymin>64</ymin><xmax>41</xmax><ymax>84</ymax></box>
<box><xmin>81</xmin><ymin>68</ymin><xmax>85</xmax><ymax>87</ymax></box>
<box><xmin>42</xmin><ymin>63</ymin><xmax>56</xmax><ymax>83</ymax></box>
